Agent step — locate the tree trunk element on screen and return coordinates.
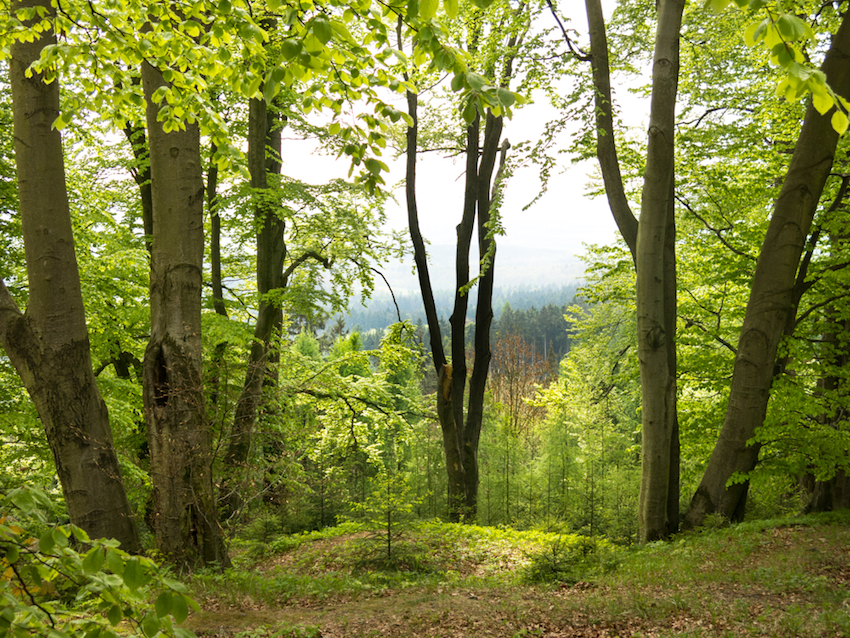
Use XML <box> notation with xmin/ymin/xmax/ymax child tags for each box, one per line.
<box><xmin>141</xmin><ymin>61</ymin><xmax>227</xmax><ymax>568</ymax></box>
<box><xmin>582</xmin><ymin>0</ymin><xmax>683</xmax><ymax>541</ymax></box>
<box><xmin>123</xmin><ymin>121</ymin><xmax>154</xmax><ymax>255</ymax></box>
<box><xmin>0</xmin><ymin>0</ymin><xmax>140</xmax><ymax>552</ymax></box>
<box><xmin>464</xmin><ymin>112</ymin><xmax>503</xmax><ymax>515</ymax></box>
<box><xmin>220</xmin><ymin>96</ymin><xmax>285</xmax><ymax>518</ymax></box>
<box><xmin>684</xmin><ymin>12</ymin><xmax>850</xmax><ymax>529</ymax></box>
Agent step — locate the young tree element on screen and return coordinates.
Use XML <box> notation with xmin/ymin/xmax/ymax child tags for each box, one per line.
<box><xmin>402</xmin><ymin>0</ymin><xmax>532</xmax><ymax>521</ymax></box>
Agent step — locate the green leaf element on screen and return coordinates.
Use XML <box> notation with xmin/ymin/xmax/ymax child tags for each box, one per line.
<box><xmin>497</xmin><ymin>87</ymin><xmax>516</xmax><ymax>107</ymax></box>
<box><xmin>281</xmin><ymin>39</ymin><xmax>301</xmax><ymax>60</ymax></box>
<box><xmin>364</xmin><ymin>158</ymin><xmax>384</xmax><ymax>175</ymax></box>
<box><xmin>155</xmin><ymin>592</ymin><xmax>173</xmax><ymax>618</ymax></box>
<box><xmin>105</xmin><ymin>549</ymin><xmax>124</xmax><ymax>576</ymax></box>
<box><xmin>744</xmin><ymin>19</ymin><xmax>767</xmax><ymax>46</ymax></box>
<box><xmin>776</xmin><ymin>14</ymin><xmax>807</xmax><ymax>41</ymax></box>
<box><xmin>812</xmin><ymin>91</ymin><xmax>833</xmax><ymax>116</ymax></box>
<box><xmin>466</xmin><ymin>72</ymin><xmax>486</xmax><ymax>91</ymax></box>
<box><xmin>703</xmin><ymin>0</ymin><xmax>731</xmax><ymax>12</ymax></box>
<box><xmin>82</xmin><ymin>548</ymin><xmax>105</xmax><ymax>575</ymax></box>
<box><xmin>268</xmin><ymin>0</ymin><xmax>282</xmax><ymax>8</ymax></box>
<box><xmin>831</xmin><ymin>110</ymin><xmax>848</xmax><ymax>135</ymax></box>
<box><xmin>123</xmin><ymin>558</ymin><xmax>143</xmax><ymax>590</ymax></box>
<box><xmin>469</xmin><ymin>0</ymin><xmax>494</xmax><ymax>8</ymax></box>
<box><xmin>462</xmin><ymin>99</ymin><xmax>476</xmax><ymax>124</ymax></box>
<box><xmin>443</xmin><ymin>0</ymin><xmax>458</xmax><ymax>18</ymax></box>
<box><xmin>171</xmin><ymin>594</ymin><xmax>190</xmax><ymax>624</ymax></box>
<box><xmin>39</xmin><ymin>529</ymin><xmax>54</xmax><ymax>553</ymax></box>
<box><xmin>420</xmin><ymin>0</ymin><xmax>438</xmax><ymax>20</ymax></box>
<box><xmin>5</xmin><ymin>546</ymin><xmax>18</xmax><ymax>563</ymax></box>
<box><xmin>312</xmin><ymin>18</ymin><xmax>333</xmax><ymax>45</ymax></box>
<box><xmin>107</xmin><ymin>605</ymin><xmax>122</xmax><ymax>627</ymax></box>
<box><xmin>52</xmin><ymin>527</ymin><xmax>68</xmax><ymax>548</ymax></box>
<box><xmin>142</xmin><ymin>612</ymin><xmax>160</xmax><ymax>638</ymax></box>
<box><xmin>450</xmin><ymin>74</ymin><xmax>463</xmax><ymax>92</ymax></box>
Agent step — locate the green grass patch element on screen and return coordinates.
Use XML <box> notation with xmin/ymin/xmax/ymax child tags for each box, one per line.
<box><xmin>188</xmin><ymin>512</ymin><xmax>850</xmax><ymax>637</ymax></box>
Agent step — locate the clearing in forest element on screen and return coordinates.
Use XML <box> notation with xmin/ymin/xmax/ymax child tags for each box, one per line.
<box><xmin>185</xmin><ymin>514</ymin><xmax>850</xmax><ymax>637</ymax></box>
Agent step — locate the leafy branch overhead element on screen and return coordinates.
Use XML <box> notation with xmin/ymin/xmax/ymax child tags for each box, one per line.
<box><xmin>0</xmin><ymin>0</ymin><xmax>522</xmax><ymax>191</ymax></box>
<box><xmin>706</xmin><ymin>0</ymin><xmax>850</xmax><ymax>133</ymax></box>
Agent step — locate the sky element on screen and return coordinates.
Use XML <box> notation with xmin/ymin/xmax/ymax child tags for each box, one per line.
<box><xmin>279</xmin><ymin>1</ymin><xmax>639</xmax><ymax>288</ymax></box>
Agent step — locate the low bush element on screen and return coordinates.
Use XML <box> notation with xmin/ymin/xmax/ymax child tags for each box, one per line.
<box><xmin>0</xmin><ymin>486</ymin><xmax>198</xmax><ymax>638</ymax></box>
<box><xmin>523</xmin><ymin>535</ymin><xmax>622</xmax><ymax>584</ymax></box>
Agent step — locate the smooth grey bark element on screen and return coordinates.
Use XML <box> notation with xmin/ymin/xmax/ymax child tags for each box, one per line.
<box><xmin>583</xmin><ymin>0</ymin><xmax>637</xmax><ymax>261</ymax></box>
<box><xmin>141</xmin><ymin>61</ymin><xmax>227</xmax><ymax>567</ymax></box>
<box><xmin>582</xmin><ymin>0</ymin><xmax>683</xmax><ymax>541</ymax></box>
<box><xmin>0</xmin><ymin>0</ymin><xmax>140</xmax><ymax>551</ymax></box>
<box><xmin>684</xmin><ymin>11</ymin><xmax>850</xmax><ymax>529</ymax></box>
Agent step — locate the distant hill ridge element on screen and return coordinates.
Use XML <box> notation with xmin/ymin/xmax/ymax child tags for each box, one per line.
<box><xmin>371</xmin><ymin>243</ymin><xmax>586</xmax><ymax>296</ymax></box>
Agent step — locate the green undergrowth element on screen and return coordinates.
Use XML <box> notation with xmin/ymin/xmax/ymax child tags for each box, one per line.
<box><xmin>189</xmin><ymin>512</ymin><xmax>850</xmax><ymax>637</ymax></box>
<box><xmin>191</xmin><ymin>520</ymin><xmax>621</xmax><ymax>607</ymax></box>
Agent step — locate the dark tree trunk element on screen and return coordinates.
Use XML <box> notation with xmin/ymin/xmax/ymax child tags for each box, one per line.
<box><xmin>122</xmin><ymin>122</ymin><xmax>154</xmax><ymax>255</ymax></box>
<box><xmin>0</xmin><ymin>0</ymin><xmax>140</xmax><ymax>552</ymax></box>
<box><xmin>141</xmin><ymin>61</ymin><xmax>227</xmax><ymax>568</ymax></box>
<box><xmin>219</xmin><ymin>97</ymin><xmax>285</xmax><ymax>518</ymax></box>
<box><xmin>684</xmin><ymin>12</ymin><xmax>850</xmax><ymax>529</ymax></box>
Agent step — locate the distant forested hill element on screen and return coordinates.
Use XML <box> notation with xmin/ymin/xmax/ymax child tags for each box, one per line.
<box><xmin>343</xmin><ymin>283</ymin><xmax>581</xmax><ymax>333</ymax></box>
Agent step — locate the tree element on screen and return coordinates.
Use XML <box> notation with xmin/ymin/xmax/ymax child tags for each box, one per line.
<box><xmin>684</xmin><ymin>8</ymin><xmax>850</xmax><ymax>528</ymax></box>
<box><xmin>0</xmin><ymin>0</ymin><xmax>140</xmax><ymax>552</ymax></box>
<box><xmin>566</xmin><ymin>0</ymin><xmax>683</xmax><ymax>540</ymax></box>
<box><xmin>141</xmin><ymin>60</ymin><xmax>227</xmax><ymax>566</ymax></box>
<box><xmin>401</xmin><ymin>0</ymin><xmax>532</xmax><ymax>521</ymax></box>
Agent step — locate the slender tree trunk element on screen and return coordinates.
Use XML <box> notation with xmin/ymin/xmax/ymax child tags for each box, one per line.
<box><xmin>141</xmin><ymin>61</ymin><xmax>227</xmax><ymax>567</ymax></box>
<box><xmin>464</xmin><ymin>112</ymin><xmax>503</xmax><ymax>515</ymax></box>
<box><xmin>0</xmin><ymin>0</ymin><xmax>140</xmax><ymax>552</ymax></box>
<box><xmin>582</xmin><ymin>0</ymin><xmax>683</xmax><ymax>541</ymax></box>
<box><xmin>583</xmin><ymin>0</ymin><xmax>637</xmax><ymax>260</ymax></box>
<box><xmin>684</xmin><ymin>12</ymin><xmax>850</xmax><ymax>528</ymax></box>
<box><xmin>220</xmin><ymin>97</ymin><xmax>285</xmax><ymax>518</ymax></box>
<box><xmin>208</xmin><ymin>141</ymin><xmax>227</xmax><ymax>319</ymax></box>
<box><xmin>123</xmin><ymin>122</ymin><xmax>154</xmax><ymax>255</ymax></box>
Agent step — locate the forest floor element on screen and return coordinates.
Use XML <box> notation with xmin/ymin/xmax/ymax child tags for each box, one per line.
<box><xmin>183</xmin><ymin>514</ymin><xmax>850</xmax><ymax>638</ymax></box>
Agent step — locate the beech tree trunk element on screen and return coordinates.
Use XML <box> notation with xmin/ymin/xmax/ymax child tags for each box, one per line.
<box><xmin>220</xmin><ymin>96</ymin><xmax>284</xmax><ymax>517</ymax></box>
<box><xmin>582</xmin><ymin>0</ymin><xmax>683</xmax><ymax>541</ymax></box>
<box><xmin>0</xmin><ymin>0</ymin><xmax>140</xmax><ymax>552</ymax></box>
<box><xmin>141</xmin><ymin>61</ymin><xmax>227</xmax><ymax>567</ymax></box>
<box><xmin>684</xmin><ymin>12</ymin><xmax>850</xmax><ymax>528</ymax></box>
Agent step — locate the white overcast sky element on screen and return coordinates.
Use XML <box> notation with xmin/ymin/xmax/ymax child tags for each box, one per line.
<box><xmin>281</xmin><ymin>1</ymin><xmax>639</xmax><ymax>266</ymax></box>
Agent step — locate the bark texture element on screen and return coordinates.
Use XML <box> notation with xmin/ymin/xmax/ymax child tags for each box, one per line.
<box><xmin>0</xmin><ymin>0</ymin><xmax>140</xmax><ymax>551</ymax></box>
<box><xmin>684</xmin><ymin>11</ymin><xmax>850</xmax><ymax>529</ymax></box>
<box><xmin>635</xmin><ymin>0</ymin><xmax>683</xmax><ymax>542</ymax></box>
<box><xmin>583</xmin><ymin>0</ymin><xmax>683</xmax><ymax>541</ymax></box>
<box><xmin>141</xmin><ymin>62</ymin><xmax>227</xmax><ymax>567</ymax></box>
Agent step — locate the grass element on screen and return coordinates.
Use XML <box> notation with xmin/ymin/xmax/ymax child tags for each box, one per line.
<box><xmin>185</xmin><ymin>512</ymin><xmax>850</xmax><ymax>637</ymax></box>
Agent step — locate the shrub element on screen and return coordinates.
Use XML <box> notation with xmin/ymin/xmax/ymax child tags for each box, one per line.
<box><xmin>0</xmin><ymin>486</ymin><xmax>198</xmax><ymax>638</ymax></box>
<box><xmin>523</xmin><ymin>535</ymin><xmax>621</xmax><ymax>584</ymax></box>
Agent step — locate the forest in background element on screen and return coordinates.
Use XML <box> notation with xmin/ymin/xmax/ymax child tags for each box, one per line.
<box><xmin>1</xmin><ymin>0</ymin><xmax>850</xmax><ymax>634</ymax></box>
